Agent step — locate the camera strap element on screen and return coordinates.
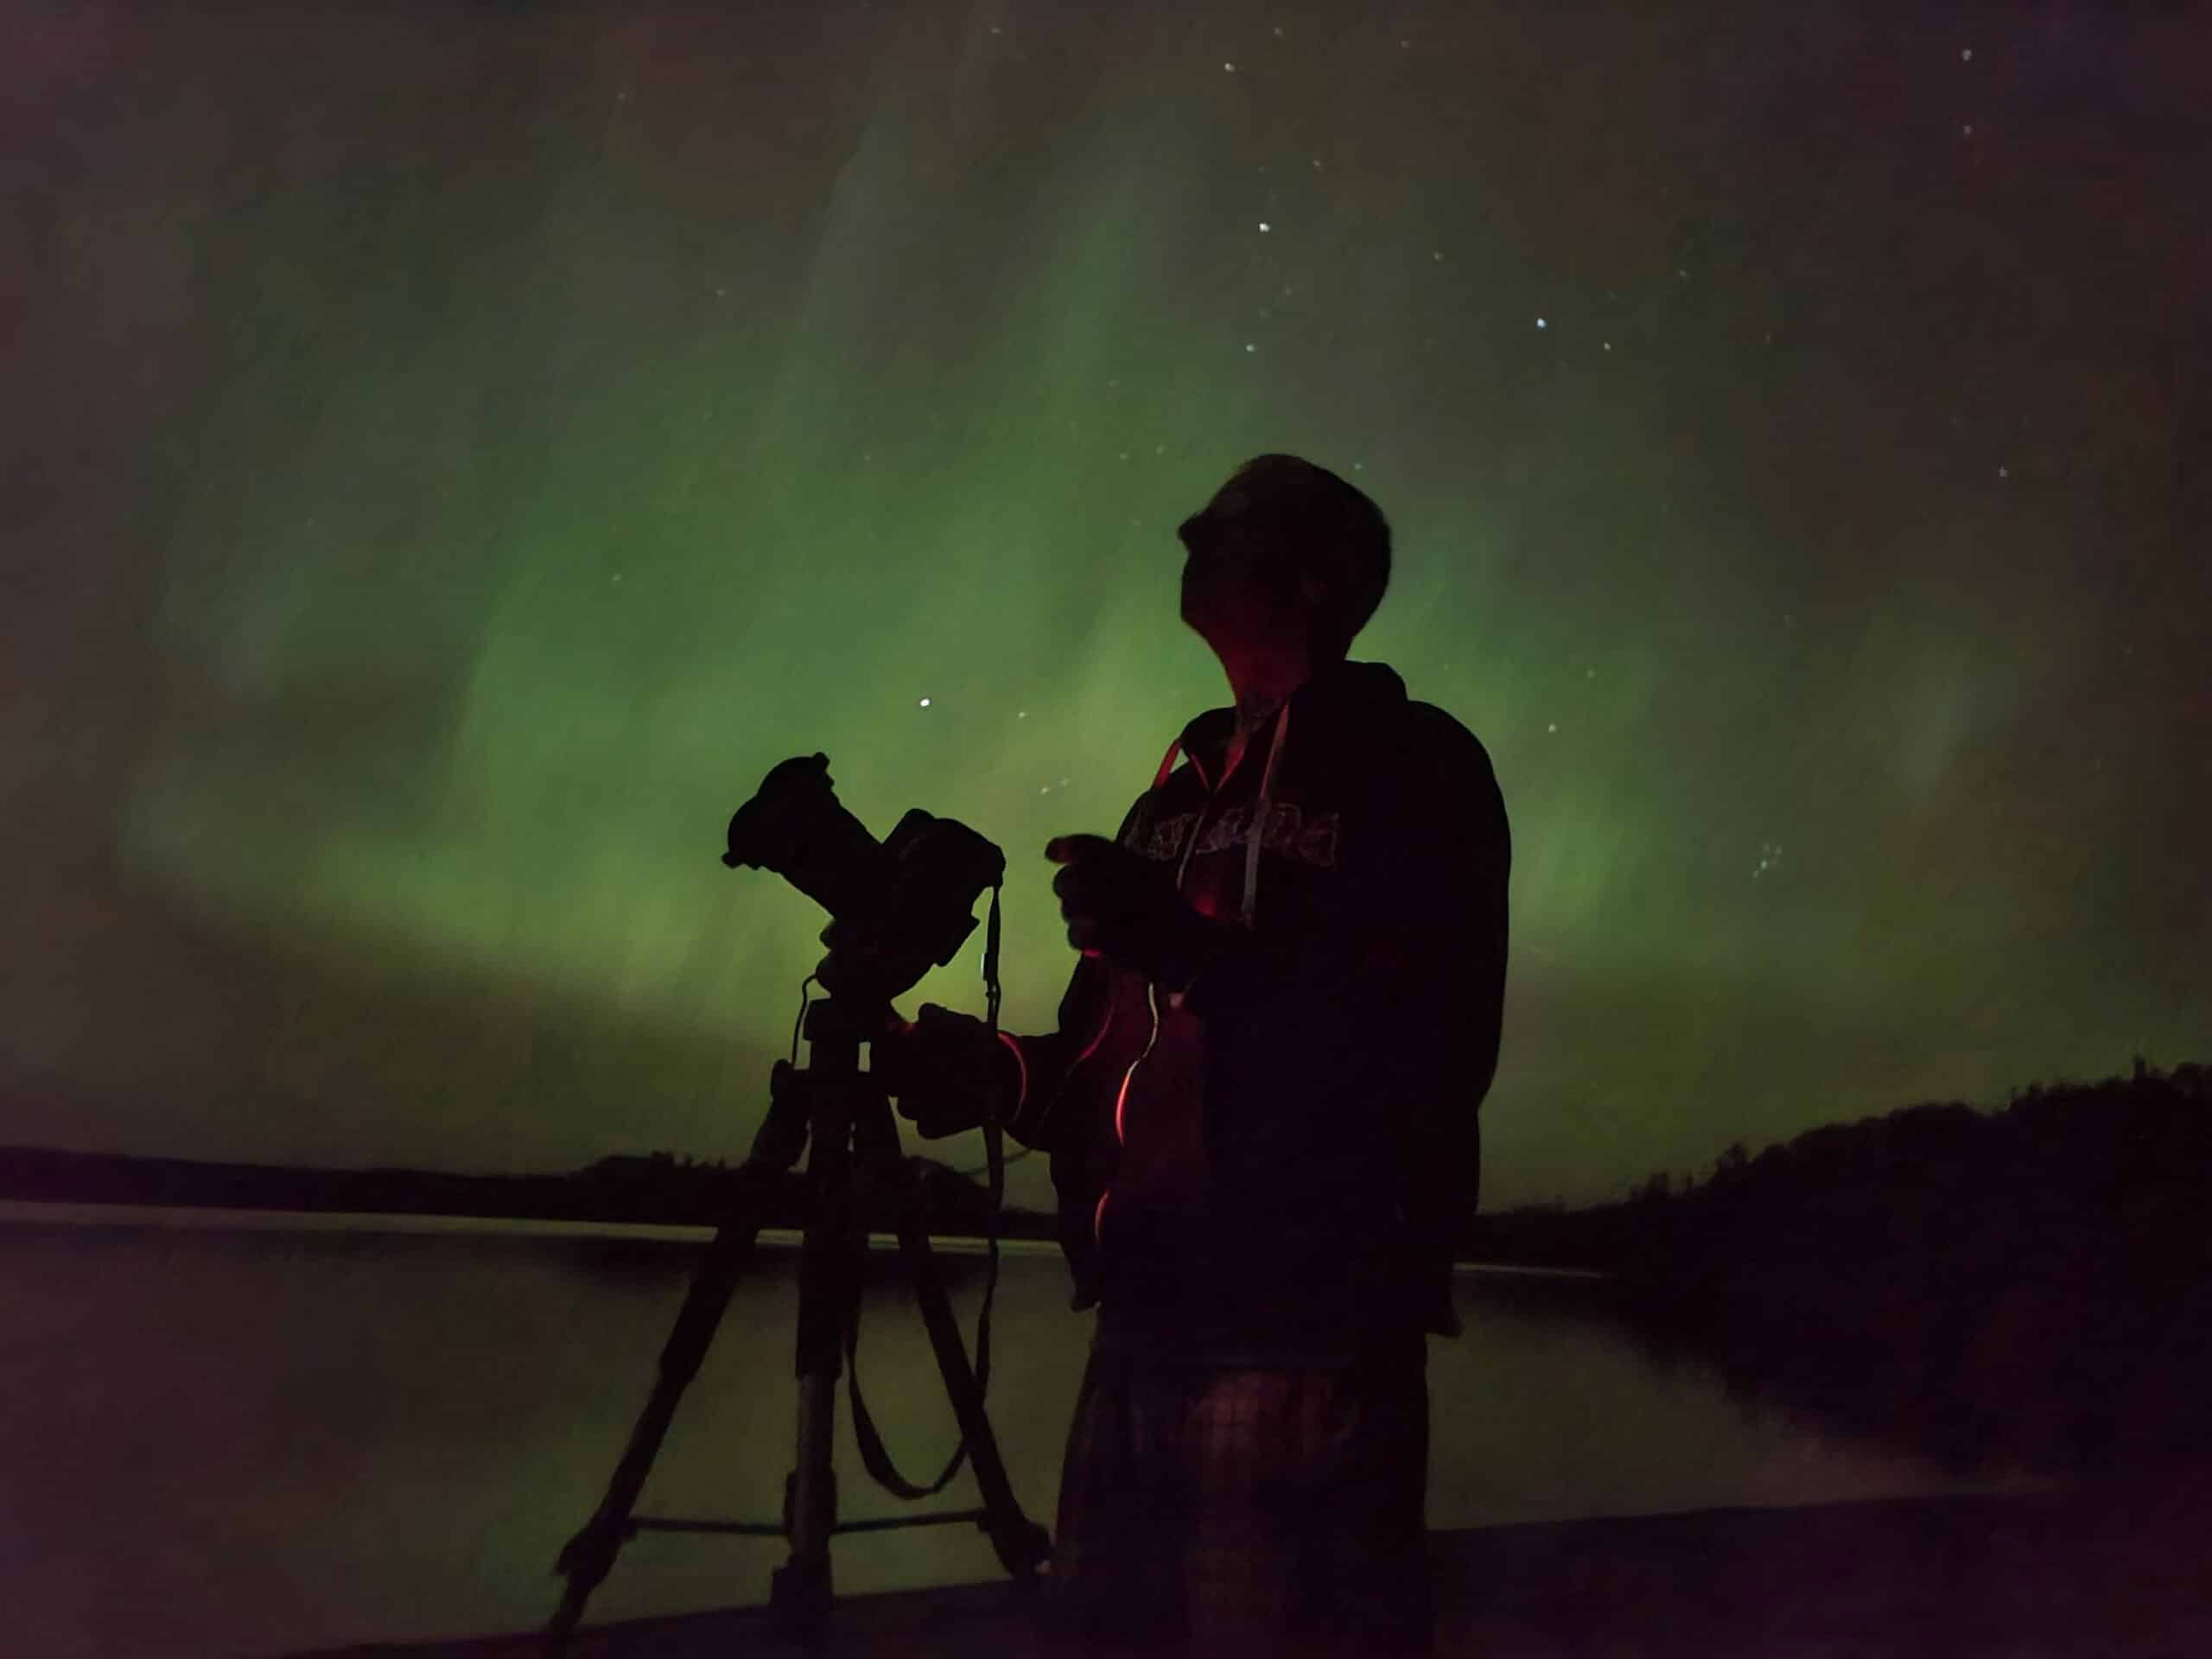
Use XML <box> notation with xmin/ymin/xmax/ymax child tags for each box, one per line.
<box><xmin>842</xmin><ymin>884</ymin><xmax>1009</xmax><ymax>1501</ymax></box>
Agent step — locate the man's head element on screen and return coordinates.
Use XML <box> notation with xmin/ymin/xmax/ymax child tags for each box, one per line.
<box><xmin>1177</xmin><ymin>454</ymin><xmax>1392</xmax><ymax>665</ymax></box>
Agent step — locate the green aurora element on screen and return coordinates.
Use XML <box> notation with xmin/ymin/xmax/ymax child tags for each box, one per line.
<box><xmin>4</xmin><ymin>2</ymin><xmax>2203</xmax><ymax>1211</ymax></box>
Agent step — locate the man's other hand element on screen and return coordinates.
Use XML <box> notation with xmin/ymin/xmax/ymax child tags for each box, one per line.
<box><xmin>1046</xmin><ymin>834</ymin><xmax>1213</xmax><ymax>989</ymax></box>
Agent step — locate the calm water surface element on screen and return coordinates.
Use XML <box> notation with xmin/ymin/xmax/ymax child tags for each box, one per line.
<box><xmin>0</xmin><ymin>1205</ymin><xmax>2036</xmax><ymax>1656</ymax></box>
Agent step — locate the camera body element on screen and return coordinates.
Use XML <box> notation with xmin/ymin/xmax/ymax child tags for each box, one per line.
<box><xmin>724</xmin><ymin>753</ymin><xmax>1006</xmax><ymax>1006</ymax></box>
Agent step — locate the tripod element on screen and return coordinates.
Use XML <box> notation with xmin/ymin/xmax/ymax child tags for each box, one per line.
<box><xmin>546</xmin><ymin>994</ymin><xmax>1052</xmax><ymax>1649</ymax></box>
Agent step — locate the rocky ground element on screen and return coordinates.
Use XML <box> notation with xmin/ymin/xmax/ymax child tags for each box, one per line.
<box><xmin>307</xmin><ymin>1475</ymin><xmax>2212</xmax><ymax>1657</ymax></box>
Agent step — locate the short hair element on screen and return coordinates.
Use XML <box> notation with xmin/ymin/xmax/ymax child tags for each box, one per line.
<box><xmin>1224</xmin><ymin>453</ymin><xmax>1393</xmax><ymax>655</ymax></box>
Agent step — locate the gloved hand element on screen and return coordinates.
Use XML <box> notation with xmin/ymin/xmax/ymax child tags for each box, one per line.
<box><xmin>873</xmin><ymin>1003</ymin><xmax>1020</xmax><ymax>1141</ymax></box>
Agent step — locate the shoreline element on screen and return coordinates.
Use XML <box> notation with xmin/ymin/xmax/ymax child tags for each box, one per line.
<box><xmin>0</xmin><ymin>1199</ymin><xmax>1610</xmax><ymax>1274</ymax></box>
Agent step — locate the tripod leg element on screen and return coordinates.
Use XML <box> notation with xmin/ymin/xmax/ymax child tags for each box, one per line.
<box><xmin>546</xmin><ymin>1172</ymin><xmax>772</xmax><ymax>1650</ymax></box>
<box><xmin>892</xmin><ymin>1189</ymin><xmax>1054</xmax><ymax>1587</ymax></box>
<box><xmin>766</xmin><ymin>1114</ymin><xmax>868</xmax><ymax>1642</ymax></box>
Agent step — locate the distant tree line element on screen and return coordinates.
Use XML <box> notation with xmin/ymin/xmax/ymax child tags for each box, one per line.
<box><xmin>1478</xmin><ymin>1057</ymin><xmax>2208</xmax><ymax>1275</ymax></box>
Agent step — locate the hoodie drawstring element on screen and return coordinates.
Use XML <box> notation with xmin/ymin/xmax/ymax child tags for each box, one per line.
<box><xmin>1147</xmin><ymin>697</ymin><xmax>1293</xmax><ymax>931</ymax></box>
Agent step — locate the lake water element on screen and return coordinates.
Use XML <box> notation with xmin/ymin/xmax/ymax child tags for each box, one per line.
<box><xmin>0</xmin><ymin>1204</ymin><xmax>2038</xmax><ymax>1657</ymax></box>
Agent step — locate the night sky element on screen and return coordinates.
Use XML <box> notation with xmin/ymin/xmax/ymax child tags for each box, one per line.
<box><xmin>5</xmin><ymin>2</ymin><xmax>2204</xmax><ymax>1211</ymax></box>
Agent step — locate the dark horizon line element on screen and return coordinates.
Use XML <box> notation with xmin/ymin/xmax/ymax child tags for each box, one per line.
<box><xmin>2</xmin><ymin>1052</ymin><xmax>2201</xmax><ymax>1228</ymax></box>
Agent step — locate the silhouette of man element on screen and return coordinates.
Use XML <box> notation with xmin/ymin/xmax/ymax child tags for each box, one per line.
<box><xmin>892</xmin><ymin>454</ymin><xmax>1510</xmax><ymax>1654</ymax></box>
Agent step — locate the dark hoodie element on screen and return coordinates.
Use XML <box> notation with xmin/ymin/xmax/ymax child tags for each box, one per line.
<box><xmin>1005</xmin><ymin>658</ymin><xmax>1511</xmax><ymax>1367</ymax></box>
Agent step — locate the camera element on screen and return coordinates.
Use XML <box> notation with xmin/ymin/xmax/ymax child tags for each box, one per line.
<box><xmin>723</xmin><ymin>753</ymin><xmax>1006</xmax><ymax>1006</ymax></box>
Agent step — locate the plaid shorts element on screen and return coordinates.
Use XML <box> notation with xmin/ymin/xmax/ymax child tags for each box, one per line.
<box><xmin>1040</xmin><ymin>1337</ymin><xmax>1433</xmax><ymax>1656</ymax></box>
